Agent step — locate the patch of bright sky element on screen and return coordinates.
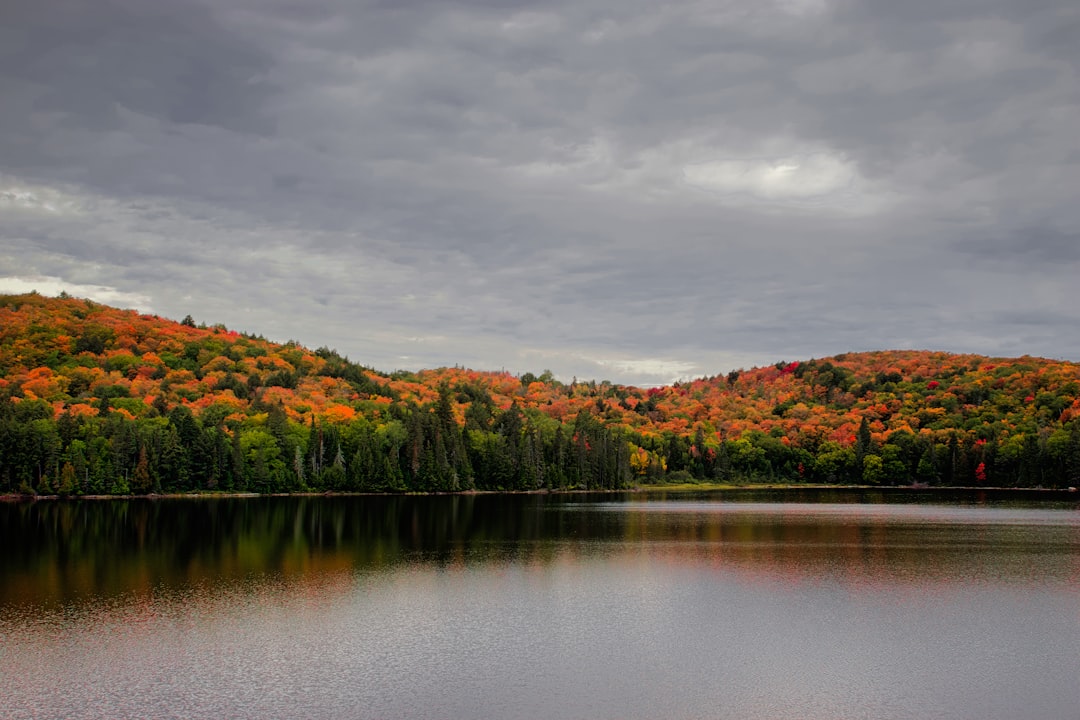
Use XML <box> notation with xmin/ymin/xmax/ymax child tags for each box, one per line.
<box><xmin>591</xmin><ymin>356</ymin><xmax>701</xmax><ymax>382</ymax></box>
<box><xmin>0</xmin><ymin>275</ymin><xmax>154</xmax><ymax>312</ymax></box>
<box><xmin>682</xmin><ymin>146</ymin><xmax>894</xmax><ymax>214</ymax></box>
<box><xmin>0</xmin><ymin>178</ymin><xmax>84</xmax><ymax>215</ymax></box>
<box><xmin>683</xmin><ymin>153</ymin><xmax>855</xmax><ymax>199</ymax></box>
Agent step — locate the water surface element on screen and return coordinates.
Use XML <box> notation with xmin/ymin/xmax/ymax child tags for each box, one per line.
<box><xmin>2</xmin><ymin>490</ymin><xmax>1078</xmax><ymax>719</ymax></box>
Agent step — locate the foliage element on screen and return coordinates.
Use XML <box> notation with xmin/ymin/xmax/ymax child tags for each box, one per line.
<box><xmin>2</xmin><ymin>293</ymin><xmax>1079</xmax><ymax>495</ymax></box>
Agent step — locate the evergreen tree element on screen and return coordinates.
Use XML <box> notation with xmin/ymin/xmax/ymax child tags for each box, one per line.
<box><xmin>230</xmin><ymin>432</ymin><xmax>246</xmax><ymax>491</ymax></box>
<box><xmin>132</xmin><ymin>445</ymin><xmax>152</xmax><ymax>494</ymax></box>
<box><xmin>855</xmin><ymin>417</ymin><xmax>873</xmax><ymax>464</ymax></box>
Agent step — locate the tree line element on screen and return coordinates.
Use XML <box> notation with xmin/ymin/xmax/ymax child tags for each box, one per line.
<box><xmin>4</xmin><ymin>387</ymin><xmax>1079</xmax><ymax>496</ymax></box>
<box><xmin>3</xmin><ymin>293</ymin><xmax>1080</xmax><ymax>494</ymax></box>
<box><xmin>0</xmin><ymin>386</ymin><xmax>636</xmax><ymax>496</ymax></box>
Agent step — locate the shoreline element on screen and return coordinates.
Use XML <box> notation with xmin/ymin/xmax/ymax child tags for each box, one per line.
<box><xmin>2</xmin><ymin>483</ymin><xmax>1076</xmax><ymax>502</ymax></box>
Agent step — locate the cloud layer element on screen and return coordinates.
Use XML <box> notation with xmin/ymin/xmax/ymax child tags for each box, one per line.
<box><xmin>2</xmin><ymin>0</ymin><xmax>1078</xmax><ymax>385</ymax></box>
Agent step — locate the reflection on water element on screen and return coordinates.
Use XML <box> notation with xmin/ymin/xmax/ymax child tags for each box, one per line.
<box><xmin>3</xmin><ymin>491</ymin><xmax>1078</xmax><ymax>607</ymax></box>
<box><xmin>2</xmin><ymin>491</ymin><xmax>1079</xmax><ymax>720</ymax></box>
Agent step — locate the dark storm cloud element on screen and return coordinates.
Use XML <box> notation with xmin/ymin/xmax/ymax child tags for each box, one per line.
<box><xmin>2</xmin><ymin>0</ymin><xmax>1079</xmax><ymax>384</ymax></box>
<box><xmin>0</xmin><ymin>0</ymin><xmax>276</xmax><ymax>138</ymax></box>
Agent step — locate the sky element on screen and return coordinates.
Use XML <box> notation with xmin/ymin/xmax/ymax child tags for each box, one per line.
<box><xmin>2</xmin><ymin>0</ymin><xmax>1079</xmax><ymax>386</ymax></box>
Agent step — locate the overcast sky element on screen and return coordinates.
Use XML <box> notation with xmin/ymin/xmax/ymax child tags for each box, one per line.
<box><xmin>2</xmin><ymin>0</ymin><xmax>1078</xmax><ymax>385</ymax></box>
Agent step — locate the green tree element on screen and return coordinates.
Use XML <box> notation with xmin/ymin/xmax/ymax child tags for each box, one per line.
<box><xmin>862</xmin><ymin>454</ymin><xmax>884</xmax><ymax>485</ymax></box>
<box><xmin>814</xmin><ymin>442</ymin><xmax>858</xmax><ymax>483</ymax></box>
<box><xmin>241</xmin><ymin>430</ymin><xmax>284</xmax><ymax>493</ymax></box>
<box><xmin>132</xmin><ymin>445</ymin><xmax>152</xmax><ymax>494</ymax></box>
<box><xmin>916</xmin><ymin>448</ymin><xmax>938</xmax><ymax>484</ymax></box>
<box><xmin>855</xmin><ymin>417</ymin><xmax>873</xmax><ymax>464</ymax></box>
<box><xmin>58</xmin><ymin>461</ymin><xmax>78</xmax><ymax>496</ymax></box>
<box><xmin>880</xmin><ymin>445</ymin><xmax>909</xmax><ymax>485</ymax></box>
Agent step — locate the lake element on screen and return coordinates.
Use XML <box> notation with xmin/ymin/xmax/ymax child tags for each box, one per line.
<box><xmin>2</xmin><ymin>489</ymin><xmax>1079</xmax><ymax>719</ymax></box>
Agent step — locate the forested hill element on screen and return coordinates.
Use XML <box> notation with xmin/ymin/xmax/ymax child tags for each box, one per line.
<box><xmin>2</xmin><ymin>292</ymin><xmax>1079</xmax><ymax>495</ymax></box>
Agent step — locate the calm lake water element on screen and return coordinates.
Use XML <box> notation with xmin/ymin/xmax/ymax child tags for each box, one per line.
<box><xmin>2</xmin><ymin>490</ymin><xmax>1079</xmax><ymax>719</ymax></box>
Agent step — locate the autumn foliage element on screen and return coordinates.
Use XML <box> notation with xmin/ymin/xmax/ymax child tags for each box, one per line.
<box><xmin>2</xmin><ymin>292</ymin><xmax>1079</xmax><ymax>495</ymax></box>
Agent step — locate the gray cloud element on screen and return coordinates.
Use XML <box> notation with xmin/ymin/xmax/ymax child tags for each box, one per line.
<box><xmin>955</xmin><ymin>227</ymin><xmax>1080</xmax><ymax>265</ymax></box>
<box><xmin>0</xmin><ymin>0</ymin><xmax>277</xmax><ymax>135</ymax></box>
<box><xmin>2</xmin><ymin>0</ymin><xmax>1079</xmax><ymax>385</ymax></box>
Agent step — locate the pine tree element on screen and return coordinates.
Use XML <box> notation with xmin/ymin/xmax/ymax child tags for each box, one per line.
<box><xmin>58</xmin><ymin>462</ymin><xmax>78</xmax><ymax>496</ymax></box>
<box><xmin>855</xmin><ymin>417</ymin><xmax>873</xmax><ymax>464</ymax></box>
<box><xmin>132</xmin><ymin>446</ymin><xmax>152</xmax><ymax>494</ymax></box>
<box><xmin>230</xmin><ymin>432</ymin><xmax>246</xmax><ymax>491</ymax></box>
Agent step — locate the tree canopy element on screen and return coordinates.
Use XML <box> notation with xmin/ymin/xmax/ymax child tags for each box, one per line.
<box><xmin>2</xmin><ymin>292</ymin><xmax>1079</xmax><ymax>495</ymax></box>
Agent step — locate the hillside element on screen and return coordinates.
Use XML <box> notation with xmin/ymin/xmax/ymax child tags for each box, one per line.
<box><xmin>2</xmin><ymin>292</ymin><xmax>1079</xmax><ymax>494</ymax></box>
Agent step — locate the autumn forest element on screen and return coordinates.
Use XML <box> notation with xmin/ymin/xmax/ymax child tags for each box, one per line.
<box><xmin>2</xmin><ymin>292</ymin><xmax>1079</xmax><ymax>496</ymax></box>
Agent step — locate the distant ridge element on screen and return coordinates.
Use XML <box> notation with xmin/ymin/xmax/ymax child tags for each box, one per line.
<box><xmin>2</xmin><ymin>292</ymin><xmax>1079</xmax><ymax>494</ymax></box>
